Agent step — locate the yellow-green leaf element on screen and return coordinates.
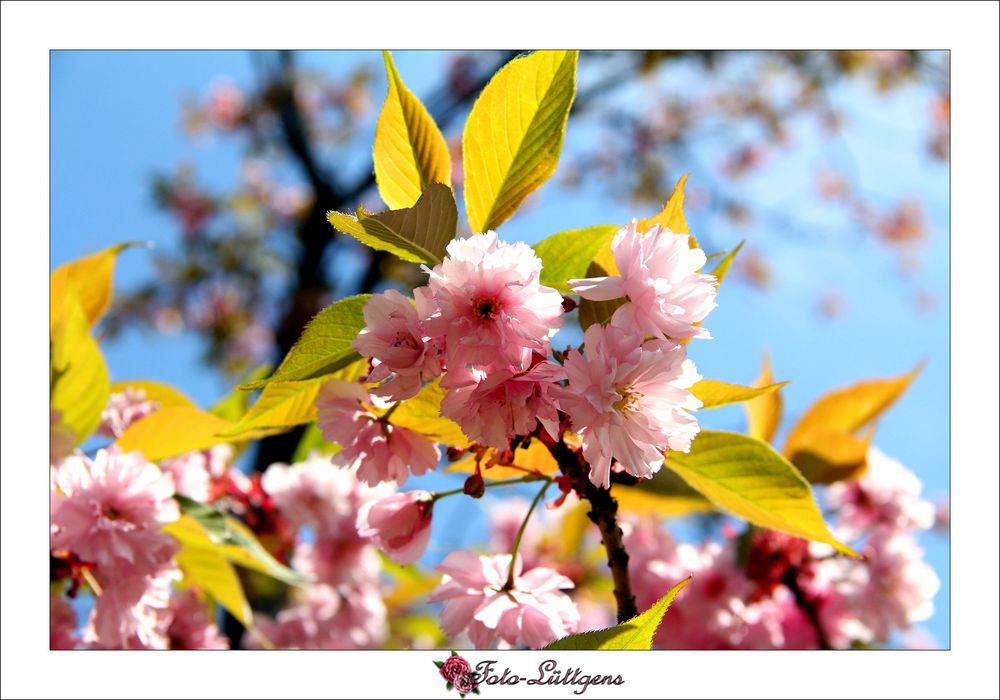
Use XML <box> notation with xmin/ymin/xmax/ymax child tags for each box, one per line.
<box><xmin>164</xmin><ymin>515</ymin><xmax>253</xmax><ymax>627</ymax></box>
<box><xmin>211</xmin><ymin>364</ymin><xmax>272</xmax><ymax>420</ymax></box>
<box><xmin>374</xmin><ymin>51</ymin><xmax>452</xmax><ymax>209</ymax></box>
<box><xmin>545</xmin><ymin>578</ymin><xmax>691</xmax><ymax>650</ymax></box>
<box><xmin>745</xmin><ymin>351</ymin><xmax>783</xmax><ymax>444</ymax></box>
<box><xmin>49</xmin><ymin>242</ymin><xmax>143</xmax><ymax>330</ymax></box>
<box><xmin>691</xmin><ymin>378</ymin><xmax>789</xmax><ymax>409</ymax></box>
<box><xmin>328</xmin><ymin>184</ymin><xmax>458</xmax><ymax>264</ymax></box>
<box><xmin>710</xmin><ymin>240</ymin><xmax>745</xmax><ymax>285</ymax></box>
<box><xmin>219</xmin><ymin>517</ymin><xmax>309</xmax><ymax>586</ymax></box>
<box><xmin>787</xmin><ymin>427</ymin><xmax>872</xmax><ymax>484</ymax></box>
<box><xmin>386</xmin><ymin>378</ymin><xmax>469</xmax><ymax>447</ymax></box>
<box><xmin>51</xmin><ymin>285</ymin><xmax>110</xmax><ymax>445</ymax></box>
<box><xmin>666</xmin><ymin>430</ymin><xmax>856</xmax><ymax>556</ymax></box>
<box><xmin>533</xmin><ymin>224</ymin><xmax>618</xmax><ymax>293</ymax></box>
<box><xmin>109</xmin><ymin>380</ymin><xmax>196</xmax><ymax>409</ymax></box>
<box><xmin>784</xmin><ymin>365</ymin><xmax>922</xmax><ymax>454</ymax></box>
<box><xmin>116</xmin><ymin>406</ymin><xmax>236</xmax><ymax>461</ymax></box>
<box><xmin>616</xmin><ymin>467</ymin><xmax>714</xmax><ymax>518</ymax></box>
<box><xmin>241</xmin><ymin>296</ymin><xmax>371</xmax><ymax>390</ymax></box>
<box><xmin>636</xmin><ymin>174</ymin><xmax>696</xmax><ymax>246</ymax></box>
<box><xmin>463</xmin><ymin>50</ymin><xmax>578</xmax><ymax>232</ymax></box>
<box><xmin>221</xmin><ymin>378</ymin><xmax>326</xmax><ymax>439</ymax></box>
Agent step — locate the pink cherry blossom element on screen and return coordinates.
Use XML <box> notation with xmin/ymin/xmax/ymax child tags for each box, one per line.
<box><xmin>85</xmin><ymin>564</ymin><xmax>181</xmax><ymax>649</ymax></box>
<box><xmin>316</xmin><ymin>379</ymin><xmax>440</xmax><ymax>486</ymax></box>
<box><xmin>160</xmin><ymin>445</ymin><xmax>232</xmax><ymax>503</ymax></box>
<box><xmin>441</xmin><ymin>359</ymin><xmax>564</xmax><ymax>448</ymax></box>
<box><xmin>262</xmin><ymin>452</ymin><xmax>392</xmax><ymax>540</ymax></box>
<box><xmin>166</xmin><ymin>589</ymin><xmax>229</xmax><ymax>649</ymax></box>
<box><xmin>352</xmin><ymin>288</ymin><xmax>443</xmax><ymax>400</ymax></box>
<box><xmin>570</xmin><ymin>221</ymin><xmax>717</xmax><ymax>341</ymax></box>
<box><xmin>291</xmin><ymin>538</ymin><xmax>382</xmax><ymax>588</ymax></box>
<box><xmin>428</xmin><ymin>552</ymin><xmax>580</xmax><ymax>649</ymax></box>
<box><xmin>556</xmin><ymin>322</ymin><xmax>702</xmax><ymax>487</ymax></box>
<box><xmin>50</xmin><ymin>591</ymin><xmax>79</xmax><ymax>650</ymax></box>
<box><xmin>50</xmin><ymin>449</ymin><xmax>180</xmax><ymax>578</ymax></box>
<box><xmin>249</xmin><ymin>583</ymin><xmax>388</xmax><ymax>649</ymax></box>
<box><xmin>422</xmin><ymin>231</ymin><xmax>563</xmax><ymax>369</ymax></box>
<box><xmin>826</xmin><ymin>447</ymin><xmax>936</xmax><ymax>538</ymax></box>
<box><xmin>97</xmin><ymin>388</ymin><xmax>160</xmax><ymax>439</ymax></box>
<box><xmin>356</xmin><ymin>491</ymin><xmax>434</xmax><ymax>565</ymax></box>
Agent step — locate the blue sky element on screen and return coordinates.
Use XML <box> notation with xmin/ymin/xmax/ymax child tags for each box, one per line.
<box><xmin>51</xmin><ymin>50</ymin><xmax>949</xmax><ymax>646</ymax></box>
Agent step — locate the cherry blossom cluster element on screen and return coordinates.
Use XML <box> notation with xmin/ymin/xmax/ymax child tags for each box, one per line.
<box><xmin>624</xmin><ymin>448</ymin><xmax>941</xmax><ymax>649</ymax></box>
<box><xmin>50</xmin><ymin>389</ymin><xmax>234</xmax><ymax>650</ymax></box>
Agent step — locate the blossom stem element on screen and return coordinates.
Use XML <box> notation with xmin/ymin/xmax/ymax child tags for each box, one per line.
<box><xmin>504</xmin><ymin>479</ymin><xmax>551</xmax><ymax>590</ymax></box>
<box><xmin>432</xmin><ymin>475</ymin><xmax>548</xmax><ymax>501</ymax></box>
<box><xmin>545</xmin><ymin>437</ymin><xmax>638</xmax><ymax>622</ymax></box>
<box><xmin>379</xmin><ymin>401</ymin><xmax>401</xmax><ymax>423</ymax></box>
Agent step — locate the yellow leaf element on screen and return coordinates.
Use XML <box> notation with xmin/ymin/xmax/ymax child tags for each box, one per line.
<box><xmin>615</xmin><ymin>485</ymin><xmax>714</xmax><ymax>518</ymax></box>
<box><xmin>446</xmin><ymin>440</ymin><xmax>560</xmax><ymax>479</ymax></box>
<box><xmin>163</xmin><ymin>515</ymin><xmax>252</xmax><ymax>626</ymax></box>
<box><xmin>666</xmin><ymin>430</ymin><xmax>856</xmax><ymax>556</ymax></box>
<box><xmin>386</xmin><ymin>378</ymin><xmax>469</xmax><ymax>447</ymax></box>
<box><xmin>109</xmin><ymin>380</ymin><xmax>196</xmax><ymax>409</ymax></box>
<box><xmin>745</xmin><ymin>351</ymin><xmax>783</xmax><ymax>444</ymax></box>
<box><xmin>691</xmin><ymin>378</ymin><xmax>789</xmax><ymax>409</ymax></box>
<box><xmin>51</xmin><ymin>284</ymin><xmax>109</xmax><ymax>446</ymax></box>
<box><xmin>636</xmin><ymin>174</ymin><xmax>698</xmax><ymax>248</ymax></box>
<box><xmin>709</xmin><ymin>240</ymin><xmax>745</xmax><ymax>286</ymax></box>
<box><xmin>463</xmin><ymin>50</ymin><xmax>578</xmax><ymax>232</ymax></box>
<box><xmin>784</xmin><ymin>364</ymin><xmax>922</xmax><ymax>455</ymax></box>
<box><xmin>374</xmin><ymin>51</ymin><xmax>452</xmax><ymax>209</ymax></box>
<box><xmin>787</xmin><ymin>427</ymin><xmax>872</xmax><ymax>484</ymax></box>
<box><xmin>116</xmin><ymin>406</ymin><xmax>236</xmax><ymax>461</ymax></box>
<box><xmin>50</xmin><ymin>242</ymin><xmax>142</xmax><ymax>330</ymax></box>
<box><xmin>221</xmin><ymin>378</ymin><xmax>326</xmax><ymax>438</ymax></box>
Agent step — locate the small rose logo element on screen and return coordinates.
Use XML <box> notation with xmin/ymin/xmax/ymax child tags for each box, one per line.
<box><xmin>434</xmin><ymin>651</ymin><xmax>480</xmax><ymax>697</ymax></box>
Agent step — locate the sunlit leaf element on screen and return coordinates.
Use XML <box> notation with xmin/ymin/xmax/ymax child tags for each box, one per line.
<box><xmin>544</xmin><ymin>578</ymin><xmax>691</xmax><ymax>650</ymax></box>
<box><xmin>446</xmin><ymin>440</ymin><xmax>560</xmax><ymax>479</ymax></box>
<box><xmin>384</xmin><ymin>378</ymin><xmax>469</xmax><ymax>447</ymax></box>
<box><xmin>636</xmin><ymin>174</ymin><xmax>696</xmax><ymax>246</ymax></box>
<box><xmin>665</xmin><ymin>431</ymin><xmax>856</xmax><ymax>556</ymax></box>
<box><xmin>616</xmin><ymin>468</ymin><xmax>714</xmax><ymax>517</ymax></box>
<box><xmin>221</xmin><ymin>378</ymin><xmax>327</xmax><ymax>439</ymax></box>
<box><xmin>49</xmin><ymin>242</ymin><xmax>144</xmax><ymax>330</ymax></box>
<box><xmin>109</xmin><ymin>380</ymin><xmax>196</xmax><ymax>409</ymax></box>
<box><xmin>211</xmin><ymin>364</ymin><xmax>272</xmax><ymax>420</ymax></box>
<box><xmin>116</xmin><ymin>406</ymin><xmax>237</xmax><ymax>461</ymax></box>
<box><xmin>784</xmin><ymin>365</ymin><xmax>922</xmax><ymax>454</ymax></box>
<box><xmin>745</xmin><ymin>351</ymin><xmax>782</xmax><ymax>444</ymax></box>
<box><xmin>787</xmin><ymin>427</ymin><xmax>872</xmax><ymax>484</ymax></box>
<box><xmin>691</xmin><ymin>378</ymin><xmax>789</xmax><ymax>409</ymax></box>
<box><xmin>50</xmin><ymin>285</ymin><xmax>109</xmax><ymax>446</ymax></box>
<box><xmin>463</xmin><ymin>50</ymin><xmax>578</xmax><ymax>232</ymax></box>
<box><xmin>710</xmin><ymin>240</ymin><xmax>745</xmax><ymax>285</ymax></box>
<box><xmin>241</xmin><ymin>296</ymin><xmax>370</xmax><ymax>390</ymax></box>
<box><xmin>291</xmin><ymin>422</ymin><xmax>340</xmax><ymax>463</ymax></box>
<box><xmin>533</xmin><ymin>224</ymin><xmax>618</xmax><ymax>293</ymax></box>
<box><xmin>374</xmin><ymin>51</ymin><xmax>452</xmax><ymax>209</ymax></box>
<box><xmin>328</xmin><ymin>183</ymin><xmax>458</xmax><ymax>264</ymax></box>
<box><xmin>163</xmin><ymin>514</ymin><xmax>253</xmax><ymax>626</ymax></box>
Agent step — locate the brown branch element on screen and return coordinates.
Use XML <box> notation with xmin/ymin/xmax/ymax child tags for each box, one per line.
<box><xmin>782</xmin><ymin>568</ymin><xmax>833</xmax><ymax>650</ymax></box>
<box><xmin>544</xmin><ymin>437</ymin><xmax>638</xmax><ymax>623</ymax></box>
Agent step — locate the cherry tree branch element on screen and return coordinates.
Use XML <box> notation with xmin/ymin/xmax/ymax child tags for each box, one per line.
<box><xmin>544</xmin><ymin>437</ymin><xmax>638</xmax><ymax>623</ymax></box>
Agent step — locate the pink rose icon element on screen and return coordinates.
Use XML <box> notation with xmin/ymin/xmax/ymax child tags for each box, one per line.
<box><xmin>453</xmin><ymin>671</ymin><xmax>478</xmax><ymax>695</ymax></box>
<box><xmin>439</xmin><ymin>653</ymin><xmax>471</xmax><ymax>682</ymax></box>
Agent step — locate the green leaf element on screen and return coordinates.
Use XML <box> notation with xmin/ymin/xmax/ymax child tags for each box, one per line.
<box><xmin>710</xmin><ymin>240</ymin><xmax>744</xmax><ymax>285</ymax></box>
<box><xmin>384</xmin><ymin>378</ymin><xmax>469</xmax><ymax>447</ymax></box>
<box><xmin>291</xmin><ymin>421</ymin><xmax>340</xmax><ymax>463</ymax></box>
<box><xmin>50</xmin><ymin>284</ymin><xmax>110</xmax><ymax>446</ymax></box>
<box><xmin>666</xmin><ymin>431</ymin><xmax>856</xmax><ymax>556</ymax></box>
<box><xmin>691</xmin><ymin>378</ymin><xmax>789</xmax><ymax>409</ymax></box>
<box><xmin>545</xmin><ymin>578</ymin><xmax>691</xmax><ymax>650</ymax></box>
<box><xmin>173</xmin><ymin>497</ymin><xmax>309</xmax><ymax>586</ymax></box>
<box><xmin>533</xmin><ymin>224</ymin><xmax>618</xmax><ymax>293</ymax></box>
<box><xmin>328</xmin><ymin>183</ymin><xmax>458</xmax><ymax>264</ymax></box>
<box><xmin>463</xmin><ymin>50</ymin><xmax>578</xmax><ymax>232</ymax></box>
<box><xmin>211</xmin><ymin>364</ymin><xmax>272</xmax><ymax>420</ymax></box>
<box><xmin>374</xmin><ymin>51</ymin><xmax>452</xmax><ymax>210</ymax></box>
<box><xmin>241</xmin><ymin>295</ymin><xmax>371</xmax><ymax>390</ymax></box>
